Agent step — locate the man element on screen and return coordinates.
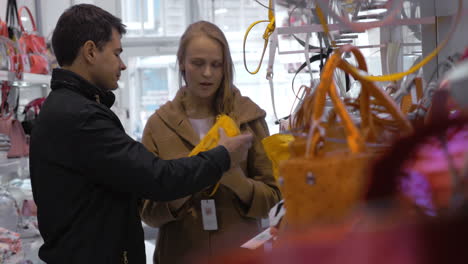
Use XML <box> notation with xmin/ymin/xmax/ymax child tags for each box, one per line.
<box><xmin>30</xmin><ymin>4</ymin><xmax>252</xmax><ymax>264</ymax></box>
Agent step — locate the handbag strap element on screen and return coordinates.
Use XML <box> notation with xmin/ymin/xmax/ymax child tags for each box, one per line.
<box><xmin>5</xmin><ymin>0</ymin><xmax>19</xmax><ymax>28</ymax></box>
<box><xmin>303</xmin><ymin>53</ymin><xmax>366</xmax><ymax>156</ymax></box>
<box><xmin>17</xmin><ymin>6</ymin><xmax>37</xmax><ymax>33</ymax></box>
<box><xmin>295</xmin><ymin>46</ymin><xmax>413</xmax><ymax>156</ymax></box>
<box><xmin>339</xmin><ymin>58</ymin><xmax>413</xmax><ymax>135</ymax></box>
<box><xmin>23</xmin><ymin>97</ymin><xmax>45</xmax><ymax>116</ymax></box>
<box><xmin>338</xmin><ymin>45</ymin><xmax>413</xmax><ymax>136</ymax></box>
<box><xmin>0</xmin><ymin>81</ymin><xmax>13</xmax><ymax>119</ymax></box>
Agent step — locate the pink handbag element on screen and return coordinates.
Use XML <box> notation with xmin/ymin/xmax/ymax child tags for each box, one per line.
<box><xmin>0</xmin><ymin>82</ymin><xmax>29</xmax><ymax>157</ymax></box>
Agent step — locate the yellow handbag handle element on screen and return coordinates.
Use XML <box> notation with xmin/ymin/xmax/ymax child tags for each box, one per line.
<box><xmin>315</xmin><ymin>5</ymin><xmax>336</xmax><ymax>48</ymax></box>
<box><xmin>243</xmin><ymin>0</ymin><xmax>275</xmax><ymax>74</ymax></box>
<box><xmin>189</xmin><ymin>115</ymin><xmax>240</xmax><ymax>197</ymax></box>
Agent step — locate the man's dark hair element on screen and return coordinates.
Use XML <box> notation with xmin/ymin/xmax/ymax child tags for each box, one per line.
<box><xmin>52</xmin><ymin>4</ymin><xmax>126</xmax><ymax>66</ymax></box>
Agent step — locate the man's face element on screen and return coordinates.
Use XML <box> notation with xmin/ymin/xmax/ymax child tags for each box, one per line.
<box><xmin>90</xmin><ymin>28</ymin><xmax>126</xmax><ymax>91</ymax></box>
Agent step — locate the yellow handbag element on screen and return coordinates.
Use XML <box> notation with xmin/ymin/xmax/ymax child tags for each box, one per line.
<box><xmin>262</xmin><ymin>134</ymin><xmax>294</xmax><ymax>182</ymax></box>
<box><xmin>189</xmin><ymin>114</ymin><xmax>240</xmax><ymax>196</ymax></box>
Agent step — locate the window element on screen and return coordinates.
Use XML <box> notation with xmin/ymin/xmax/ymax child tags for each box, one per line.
<box><xmin>121</xmin><ymin>0</ymin><xmax>187</xmax><ymax>37</ymax></box>
<box><xmin>130</xmin><ymin>56</ymin><xmax>178</xmax><ymax>140</ymax></box>
<box><xmin>122</xmin><ymin>0</ymin><xmax>159</xmax><ymax>33</ymax></box>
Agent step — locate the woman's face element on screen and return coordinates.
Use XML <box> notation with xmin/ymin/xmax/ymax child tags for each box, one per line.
<box><xmin>181</xmin><ymin>35</ymin><xmax>224</xmax><ymax>101</ymax></box>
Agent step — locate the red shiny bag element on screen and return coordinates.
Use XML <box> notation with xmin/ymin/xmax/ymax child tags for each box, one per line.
<box><xmin>17</xmin><ymin>6</ymin><xmax>49</xmax><ymax>74</ymax></box>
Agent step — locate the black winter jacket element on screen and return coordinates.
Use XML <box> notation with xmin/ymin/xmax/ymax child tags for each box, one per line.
<box><xmin>30</xmin><ymin>69</ymin><xmax>230</xmax><ymax>263</ymax></box>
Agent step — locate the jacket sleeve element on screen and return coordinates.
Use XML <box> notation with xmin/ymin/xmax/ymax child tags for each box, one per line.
<box><xmin>72</xmin><ymin>104</ymin><xmax>230</xmax><ymax>202</ymax></box>
<box><xmin>139</xmin><ymin>122</ymin><xmax>192</xmax><ymax>227</ymax></box>
<box><xmin>220</xmin><ymin>118</ymin><xmax>282</xmax><ymax>218</ymax></box>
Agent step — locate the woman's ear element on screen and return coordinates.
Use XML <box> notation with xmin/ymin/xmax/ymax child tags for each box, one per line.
<box><xmin>82</xmin><ymin>40</ymin><xmax>97</xmax><ymax>64</ymax></box>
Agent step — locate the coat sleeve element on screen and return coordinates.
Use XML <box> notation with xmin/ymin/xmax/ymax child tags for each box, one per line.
<box><xmin>72</xmin><ymin>104</ymin><xmax>230</xmax><ymax>202</ymax></box>
<box><xmin>139</xmin><ymin>121</ymin><xmax>192</xmax><ymax>227</ymax></box>
<box><xmin>220</xmin><ymin>118</ymin><xmax>282</xmax><ymax>218</ymax></box>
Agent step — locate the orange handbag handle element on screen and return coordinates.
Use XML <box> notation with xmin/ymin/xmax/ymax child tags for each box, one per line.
<box><xmin>337</xmin><ymin>46</ymin><xmax>413</xmax><ymax>135</ymax></box>
<box><xmin>295</xmin><ymin>47</ymin><xmax>413</xmax><ymax>157</ymax></box>
<box><xmin>306</xmin><ymin>53</ymin><xmax>367</xmax><ymax>156</ymax></box>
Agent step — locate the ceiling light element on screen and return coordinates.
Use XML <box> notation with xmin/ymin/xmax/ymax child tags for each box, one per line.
<box><xmin>214</xmin><ymin>8</ymin><xmax>228</xmax><ymax>15</ymax></box>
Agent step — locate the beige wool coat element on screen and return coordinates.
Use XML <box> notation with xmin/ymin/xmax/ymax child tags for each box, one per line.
<box><xmin>140</xmin><ymin>88</ymin><xmax>281</xmax><ymax>264</ymax></box>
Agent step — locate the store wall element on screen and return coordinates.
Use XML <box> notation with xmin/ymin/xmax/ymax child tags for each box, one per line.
<box><xmin>435</xmin><ymin>0</ymin><xmax>468</xmax><ymax>16</ymax></box>
<box><xmin>419</xmin><ymin>0</ymin><xmax>468</xmax><ymax>81</ymax></box>
<box><xmin>37</xmin><ymin>0</ymin><xmax>72</xmax><ymax>38</ymax></box>
<box><xmin>38</xmin><ymin>0</ymin><xmax>119</xmax><ymax>39</ymax></box>
<box><xmin>436</xmin><ymin>6</ymin><xmax>468</xmax><ymax>65</ymax></box>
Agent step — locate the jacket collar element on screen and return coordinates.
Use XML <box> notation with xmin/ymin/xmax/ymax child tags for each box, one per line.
<box><xmin>50</xmin><ymin>68</ymin><xmax>116</xmax><ymax>108</ymax></box>
<box><xmin>156</xmin><ymin>87</ymin><xmax>266</xmax><ymax>147</ymax></box>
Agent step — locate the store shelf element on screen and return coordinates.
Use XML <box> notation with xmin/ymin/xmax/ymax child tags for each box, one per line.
<box><xmin>0</xmin><ymin>70</ymin><xmax>15</xmax><ymax>82</ymax></box>
<box><xmin>22</xmin><ymin>73</ymin><xmax>51</xmax><ymax>85</ymax></box>
<box><xmin>0</xmin><ymin>159</ymin><xmax>20</xmax><ymax>183</ymax></box>
<box><xmin>0</xmin><ymin>70</ymin><xmax>51</xmax><ymax>86</ymax></box>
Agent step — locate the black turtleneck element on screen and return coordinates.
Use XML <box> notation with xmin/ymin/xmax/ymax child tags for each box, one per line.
<box><xmin>50</xmin><ymin>68</ymin><xmax>116</xmax><ymax>108</ymax></box>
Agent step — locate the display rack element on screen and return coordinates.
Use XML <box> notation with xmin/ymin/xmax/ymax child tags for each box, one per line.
<box><xmin>0</xmin><ymin>70</ymin><xmax>51</xmax><ymax>86</ymax></box>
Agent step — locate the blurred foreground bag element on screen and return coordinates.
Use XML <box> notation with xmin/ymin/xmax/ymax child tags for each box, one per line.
<box><xmin>201</xmin><ymin>209</ymin><xmax>468</xmax><ymax>264</ymax></box>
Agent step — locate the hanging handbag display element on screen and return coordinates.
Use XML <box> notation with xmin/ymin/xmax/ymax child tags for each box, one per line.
<box><xmin>5</xmin><ymin>0</ymin><xmax>27</xmax><ymax>78</ymax></box>
<box><xmin>280</xmin><ymin>46</ymin><xmax>412</xmax><ymax>229</ymax></box>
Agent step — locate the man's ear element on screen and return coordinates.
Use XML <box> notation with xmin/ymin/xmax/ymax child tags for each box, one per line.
<box><xmin>82</xmin><ymin>40</ymin><xmax>98</xmax><ymax>64</ymax></box>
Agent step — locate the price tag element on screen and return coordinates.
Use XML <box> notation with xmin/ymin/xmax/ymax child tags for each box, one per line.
<box><xmin>201</xmin><ymin>199</ymin><xmax>218</xmax><ymax>230</ymax></box>
<box><xmin>241</xmin><ymin>228</ymin><xmax>272</xmax><ymax>250</ymax></box>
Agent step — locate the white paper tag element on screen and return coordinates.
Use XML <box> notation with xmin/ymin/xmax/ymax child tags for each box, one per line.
<box><xmin>241</xmin><ymin>227</ymin><xmax>272</xmax><ymax>250</ymax></box>
<box><xmin>269</xmin><ymin>200</ymin><xmax>285</xmax><ymax>227</ymax></box>
<box><xmin>261</xmin><ymin>217</ymin><xmax>270</xmax><ymax>229</ymax></box>
<box><xmin>201</xmin><ymin>199</ymin><xmax>218</xmax><ymax>230</ymax></box>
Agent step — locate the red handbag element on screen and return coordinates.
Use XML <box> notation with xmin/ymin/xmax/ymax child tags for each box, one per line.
<box><xmin>0</xmin><ymin>19</ymin><xmax>8</xmax><ymax>37</ymax></box>
<box><xmin>21</xmin><ymin>97</ymin><xmax>45</xmax><ymax>134</ymax></box>
<box><xmin>0</xmin><ymin>81</ymin><xmax>29</xmax><ymax>158</ymax></box>
<box><xmin>17</xmin><ymin>6</ymin><xmax>49</xmax><ymax>75</ymax></box>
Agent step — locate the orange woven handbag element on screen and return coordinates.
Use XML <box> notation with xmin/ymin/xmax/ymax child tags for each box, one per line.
<box><xmin>280</xmin><ymin>46</ymin><xmax>412</xmax><ymax>229</ymax></box>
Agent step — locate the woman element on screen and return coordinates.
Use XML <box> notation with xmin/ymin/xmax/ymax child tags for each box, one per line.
<box><xmin>140</xmin><ymin>21</ymin><xmax>281</xmax><ymax>264</ymax></box>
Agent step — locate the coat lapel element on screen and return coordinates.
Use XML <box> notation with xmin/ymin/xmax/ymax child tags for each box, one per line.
<box><xmin>173</xmin><ymin>118</ymin><xmax>200</xmax><ymax>148</ymax></box>
<box><xmin>156</xmin><ymin>91</ymin><xmax>200</xmax><ymax>148</ymax></box>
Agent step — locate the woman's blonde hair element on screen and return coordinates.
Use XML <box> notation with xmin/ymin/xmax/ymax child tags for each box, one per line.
<box><xmin>177</xmin><ymin>21</ymin><xmax>235</xmax><ymax>116</ymax></box>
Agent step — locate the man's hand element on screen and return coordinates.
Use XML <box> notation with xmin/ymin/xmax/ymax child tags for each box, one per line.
<box><xmin>218</xmin><ymin>128</ymin><xmax>253</xmax><ymax>168</ymax></box>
